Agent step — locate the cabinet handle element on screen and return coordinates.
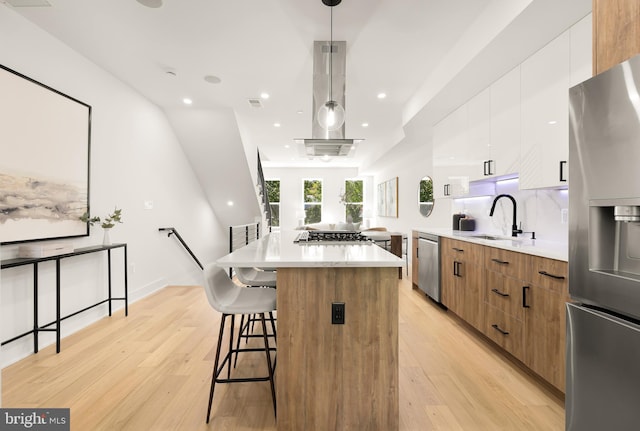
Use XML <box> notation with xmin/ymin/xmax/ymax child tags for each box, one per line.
<box><xmin>483</xmin><ymin>160</ymin><xmax>489</xmax><ymax>176</ymax></box>
<box><xmin>453</xmin><ymin>261</ymin><xmax>462</xmax><ymax>277</ymax></box>
<box><xmin>522</xmin><ymin>285</ymin><xmax>530</xmax><ymax>308</ymax></box>
<box><xmin>491</xmin><ymin>324</ymin><xmax>509</xmax><ymax>336</ymax></box>
<box><xmin>559</xmin><ymin>160</ymin><xmax>567</xmax><ymax>182</ymax></box>
<box><xmin>538</xmin><ymin>270</ymin><xmax>565</xmax><ymax>280</ymax></box>
<box><xmin>453</xmin><ymin>247</ymin><xmax>464</xmax><ymax>252</ymax></box>
<box><xmin>484</xmin><ymin>160</ymin><xmax>494</xmax><ymax>176</ymax></box>
<box><xmin>491</xmin><ymin>288</ymin><xmax>509</xmax><ymax>297</ymax></box>
<box><xmin>491</xmin><ymin>258</ymin><xmax>509</xmax><ymax>265</ymax></box>
<box><xmin>444</xmin><ymin>184</ymin><xmax>450</xmax><ymax>196</ymax></box>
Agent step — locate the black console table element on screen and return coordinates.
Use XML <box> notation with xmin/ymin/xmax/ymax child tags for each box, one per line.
<box><xmin>1</xmin><ymin>243</ymin><xmax>128</xmax><ymax>354</ymax></box>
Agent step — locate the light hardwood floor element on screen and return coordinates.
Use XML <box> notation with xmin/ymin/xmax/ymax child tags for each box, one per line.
<box><xmin>2</xmin><ymin>277</ymin><xmax>564</xmax><ymax>430</ymax></box>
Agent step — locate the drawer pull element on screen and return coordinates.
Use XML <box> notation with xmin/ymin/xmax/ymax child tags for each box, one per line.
<box><xmin>491</xmin><ymin>288</ymin><xmax>509</xmax><ymax>297</ymax></box>
<box><xmin>491</xmin><ymin>324</ymin><xmax>509</xmax><ymax>336</ymax></box>
<box><xmin>538</xmin><ymin>270</ymin><xmax>565</xmax><ymax>280</ymax></box>
<box><xmin>522</xmin><ymin>285</ymin><xmax>530</xmax><ymax>308</ymax></box>
<box><xmin>491</xmin><ymin>258</ymin><xmax>509</xmax><ymax>265</ymax></box>
<box><xmin>453</xmin><ymin>261</ymin><xmax>462</xmax><ymax>277</ymax></box>
<box><xmin>452</xmin><ymin>247</ymin><xmax>464</xmax><ymax>252</ymax></box>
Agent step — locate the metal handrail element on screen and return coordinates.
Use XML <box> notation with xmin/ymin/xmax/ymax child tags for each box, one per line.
<box><xmin>257</xmin><ymin>150</ymin><xmax>272</xmax><ymax>231</ymax></box>
<box><xmin>158</xmin><ymin>227</ymin><xmax>204</xmax><ymax>270</ymax></box>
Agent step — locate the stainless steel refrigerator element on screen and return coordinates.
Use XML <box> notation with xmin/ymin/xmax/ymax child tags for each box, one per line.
<box><xmin>568</xmin><ymin>54</ymin><xmax>640</xmax><ymax>430</ymax></box>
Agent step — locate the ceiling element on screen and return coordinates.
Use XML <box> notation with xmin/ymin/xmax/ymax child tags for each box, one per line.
<box><xmin>2</xmin><ymin>0</ymin><xmax>496</xmax><ymax>169</ymax></box>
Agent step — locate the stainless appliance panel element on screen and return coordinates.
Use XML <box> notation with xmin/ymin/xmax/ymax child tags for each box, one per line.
<box><xmin>566</xmin><ymin>303</ymin><xmax>640</xmax><ymax>431</ymax></box>
<box><xmin>569</xmin><ymin>55</ymin><xmax>640</xmax><ymax>321</ymax></box>
<box><xmin>418</xmin><ymin>234</ymin><xmax>440</xmax><ymax>302</ymax></box>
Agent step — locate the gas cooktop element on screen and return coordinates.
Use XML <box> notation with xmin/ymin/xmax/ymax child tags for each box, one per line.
<box><xmin>294</xmin><ymin>230</ymin><xmax>373</xmax><ymax>245</ymax></box>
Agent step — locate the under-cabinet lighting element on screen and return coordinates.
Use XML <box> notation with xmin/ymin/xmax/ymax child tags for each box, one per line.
<box><xmin>452</xmin><ymin>195</ymin><xmax>492</xmax><ymax>202</ymax></box>
<box><xmin>495</xmin><ymin>177</ymin><xmax>519</xmax><ymax>185</ymax></box>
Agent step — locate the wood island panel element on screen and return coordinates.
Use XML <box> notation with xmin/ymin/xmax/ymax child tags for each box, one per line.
<box><xmin>276</xmin><ymin>266</ymin><xmax>399</xmax><ymax>431</ymax></box>
<box><xmin>593</xmin><ymin>0</ymin><xmax>640</xmax><ymax>74</ymax></box>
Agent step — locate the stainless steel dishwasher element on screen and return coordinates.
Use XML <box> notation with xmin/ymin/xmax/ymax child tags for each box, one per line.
<box><xmin>417</xmin><ymin>233</ymin><xmax>440</xmax><ymax>302</ymax></box>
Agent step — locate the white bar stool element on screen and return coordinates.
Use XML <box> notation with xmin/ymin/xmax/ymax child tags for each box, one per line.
<box><xmin>202</xmin><ymin>264</ymin><xmax>277</xmax><ymax>423</ymax></box>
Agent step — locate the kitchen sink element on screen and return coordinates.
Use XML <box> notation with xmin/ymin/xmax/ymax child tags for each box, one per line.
<box><xmin>469</xmin><ymin>234</ymin><xmax>513</xmax><ymax>241</ymax></box>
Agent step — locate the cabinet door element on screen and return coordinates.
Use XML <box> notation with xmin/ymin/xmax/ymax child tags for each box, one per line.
<box><xmin>524</xmin><ymin>257</ymin><xmax>569</xmax><ymax>391</ymax></box>
<box><xmin>440</xmin><ymin>251</ymin><xmax>458</xmax><ymax>313</ymax></box>
<box><xmin>570</xmin><ymin>14</ymin><xmax>593</xmax><ymax>87</ymax></box>
<box><xmin>520</xmin><ymin>31</ymin><xmax>570</xmax><ymax>189</ymax></box>
<box><xmin>433</xmin><ymin>105</ymin><xmax>470</xmax><ymax>198</ymax></box>
<box><xmin>411</xmin><ymin>232</ymin><xmax>419</xmax><ymax>289</ymax></box>
<box><xmin>523</xmin><ymin>283</ymin><xmax>566</xmax><ymax>391</ymax></box>
<box><xmin>467</xmin><ymin>88</ymin><xmax>492</xmax><ymax>181</ymax></box>
<box><xmin>593</xmin><ymin>0</ymin><xmax>640</xmax><ymax>75</ymax></box>
<box><xmin>490</xmin><ymin>66</ymin><xmax>520</xmax><ymax>177</ymax></box>
<box><xmin>458</xmin><ymin>260</ymin><xmax>484</xmax><ymax>329</ymax></box>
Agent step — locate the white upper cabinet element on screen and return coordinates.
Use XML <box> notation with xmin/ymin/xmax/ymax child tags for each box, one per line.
<box><xmin>433</xmin><ymin>104</ymin><xmax>470</xmax><ymax>198</ymax></box>
<box><xmin>520</xmin><ymin>32</ymin><xmax>571</xmax><ymax>190</ymax></box>
<box><xmin>570</xmin><ymin>14</ymin><xmax>593</xmax><ymax>87</ymax></box>
<box><xmin>490</xmin><ymin>66</ymin><xmax>521</xmax><ymax>178</ymax></box>
<box><xmin>467</xmin><ymin>88</ymin><xmax>492</xmax><ymax>181</ymax></box>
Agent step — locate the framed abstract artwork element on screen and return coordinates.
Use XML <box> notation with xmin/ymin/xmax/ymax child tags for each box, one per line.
<box><xmin>0</xmin><ymin>64</ymin><xmax>91</xmax><ymax>244</ymax></box>
<box><xmin>376</xmin><ymin>177</ymin><xmax>398</xmax><ymax>218</ymax></box>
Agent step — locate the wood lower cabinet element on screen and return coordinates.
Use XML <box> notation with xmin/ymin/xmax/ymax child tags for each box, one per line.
<box><xmin>441</xmin><ymin>237</ymin><xmax>569</xmax><ymax>392</ymax></box>
<box><xmin>440</xmin><ymin>238</ymin><xmax>484</xmax><ymax>328</ymax></box>
<box><xmin>523</xmin><ymin>256</ymin><xmax>569</xmax><ymax>392</ymax></box>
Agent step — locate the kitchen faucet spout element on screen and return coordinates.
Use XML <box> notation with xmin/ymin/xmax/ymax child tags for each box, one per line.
<box><xmin>489</xmin><ymin>194</ymin><xmax>522</xmax><ymax>237</ymax></box>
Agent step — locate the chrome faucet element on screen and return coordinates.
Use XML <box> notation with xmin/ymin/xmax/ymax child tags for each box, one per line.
<box><xmin>489</xmin><ymin>194</ymin><xmax>523</xmax><ymax>237</ymax></box>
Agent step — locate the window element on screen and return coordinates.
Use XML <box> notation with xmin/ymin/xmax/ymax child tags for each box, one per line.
<box><xmin>342</xmin><ymin>179</ymin><xmax>363</xmax><ymax>223</ymax></box>
<box><xmin>303</xmin><ymin>179</ymin><xmax>322</xmax><ymax>224</ymax></box>
<box><xmin>266</xmin><ymin>180</ymin><xmax>280</xmax><ymax>227</ymax></box>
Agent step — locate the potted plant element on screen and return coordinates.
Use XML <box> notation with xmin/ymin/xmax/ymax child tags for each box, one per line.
<box><xmin>80</xmin><ymin>207</ymin><xmax>123</xmax><ymax>245</ymax></box>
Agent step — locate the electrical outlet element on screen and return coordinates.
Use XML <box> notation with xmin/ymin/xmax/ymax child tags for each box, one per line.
<box><xmin>561</xmin><ymin>208</ymin><xmax>569</xmax><ymax>224</ymax></box>
<box><xmin>332</xmin><ymin>302</ymin><xmax>345</xmax><ymax>324</ymax></box>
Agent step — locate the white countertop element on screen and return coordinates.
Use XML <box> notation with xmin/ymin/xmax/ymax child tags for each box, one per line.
<box><xmin>413</xmin><ymin>227</ymin><xmax>568</xmax><ymax>262</ymax></box>
<box><xmin>217</xmin><ymin>230</ymin><xmax>404</xmax><ymax>268</ymax></box>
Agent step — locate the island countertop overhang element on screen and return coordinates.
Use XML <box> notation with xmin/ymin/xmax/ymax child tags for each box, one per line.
<box><xmin>216</xmin><ymin>230</ymin><xmax>403</xmax><ymax>268</ymax></box>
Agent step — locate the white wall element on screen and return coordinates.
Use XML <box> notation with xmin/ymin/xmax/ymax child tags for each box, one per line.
<box><xmin>263</xmin><ymin>167</ymin><xmax>374</xmax><ymax>231</ymax></box>
<box><xmin>0</xmin><ymin>7</ymin><xmax>226</xmax><ymax>367</ymax></box>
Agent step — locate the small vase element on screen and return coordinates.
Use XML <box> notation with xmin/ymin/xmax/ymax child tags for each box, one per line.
<box><xmin>102</xmin><ymin>228</ymin><xmax>112</xmax><ymax>246</ymax></box>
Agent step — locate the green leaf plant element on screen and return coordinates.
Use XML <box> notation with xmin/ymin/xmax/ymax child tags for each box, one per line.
<box><xmin>80</xmin><ymin>207</ymin><xmax>123</xmax><ymax>229</ymax></box>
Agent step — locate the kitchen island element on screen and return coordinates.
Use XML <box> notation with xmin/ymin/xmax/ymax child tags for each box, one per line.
<box><xmin>217</xmin><ymin>230</ymin><xmax>403</xmax><ymax>431</ymax></box>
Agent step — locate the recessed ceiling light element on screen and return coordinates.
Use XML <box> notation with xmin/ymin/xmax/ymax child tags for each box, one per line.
<box><xmin>261</xmin><ymin>93</ymin><xmax>270</xmax><ymax>99</ymax></box>
<box><xmin>204</xmin><ymin>75</ymin><xmax>221</xmax><ymax>84</ymax></box>
<box><xmin>227</xmin><ymin>201</ymin><xmax>234</xmax><ymax>206</ymax></box>
<box><xmin>136</xmin><ymin>0</ymin><xmax>162</xmax><ymax>8</ymax></box>
<box><xmin>321</xmin><ymin>155</ymin><xmax>331</xmax><ymax>162</ymax></box>
<box><xmin>284</xmin><ymin>144</ymin><xmax>290</xmax><ymax>149</ymax></box>
<box><xmin>183</xmin><ymin>98</ymin><xmax>193</xmax><ymax>105</ymax></box>
<box><xmin>274</xmin><ymin>123</ymin><xmax>281</xmax><ymax>127</ymax></box>
<box><xmin>548</xmin><ymin>120</ymin><xmax>558</xmax><ymax>125</ymax></box>
<box><xmin>297</xmin><ymin>110</ymin><xmax>304</xmax><ymax>115</ymax></box>
<box><xmin>377</xmin><ymin>93</ymin><xmax>387</xmax><ymax>99</ymax></box>
<box><xmin>362</xmin><ymin>122</ymin><xmax>369</xmax><ymax>128</ymax></box>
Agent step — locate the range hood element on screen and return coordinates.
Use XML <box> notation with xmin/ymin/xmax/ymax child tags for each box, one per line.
<box><xmin>297</xmin><ymin>40</ymin><xmax>362</xmax><ymax>157</ymax></box>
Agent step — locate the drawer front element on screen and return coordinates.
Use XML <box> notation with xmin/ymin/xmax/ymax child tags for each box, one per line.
<box><xmin>485</xmin><ymin>270</ymin><xmax>525</xmax><ymax>321</ymax></box>
<box><xmin>485</xmin><ymin>246</ymin><xmax>530</xmax><ymax>279</ymax></box>
<box><xmin>442</xmin><ymin>238</ymin><xmax>483</xmax><ymax>265</ymax></box>
<box><xmin>529</xmin><ymin>255</ymin><xmax>568</xmax><ymax>294</ymax></box>
<box><xmin>484</xmin><ymin>303</ymin><xmax>524</xmax><ymax>360</ymax></box>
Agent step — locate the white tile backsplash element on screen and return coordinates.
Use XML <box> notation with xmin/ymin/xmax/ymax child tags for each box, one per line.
<box><xmin>451</xmin><ymin>178</ymin><xmax>568</xmax><ymax>244</ymax></box>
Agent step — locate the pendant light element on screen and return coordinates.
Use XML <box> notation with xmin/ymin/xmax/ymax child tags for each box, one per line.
<box><xmin>317</xmin><ymin>0</ymin><xmax>345</xmax><ymax>132</ymax></box>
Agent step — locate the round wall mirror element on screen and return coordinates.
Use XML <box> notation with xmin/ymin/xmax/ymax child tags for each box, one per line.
<box><xmin>419</xmin><ymin>176</ymin><xmax>434</xmax><ymax>217</ymax></box>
